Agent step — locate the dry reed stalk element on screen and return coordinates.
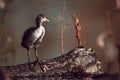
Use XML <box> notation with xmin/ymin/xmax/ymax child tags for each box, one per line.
<box><xmin>60</xmin><ymin>0</ymin><xmax>66</xmax><ymax>55</ymax></box>
<box><xmin>72</xmin><ymin>14</ymin><xmax>82</xmax><ymax>46</ymax></box>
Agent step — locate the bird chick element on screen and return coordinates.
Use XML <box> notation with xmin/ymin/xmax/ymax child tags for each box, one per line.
<box><xmin>21</xmin><ymin>14</ymin><xmax>49</xmax><ymax>68</ymax></box>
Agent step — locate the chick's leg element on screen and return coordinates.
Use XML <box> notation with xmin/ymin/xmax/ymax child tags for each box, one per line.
<box><xmin>34</xmin><ymin>47</ymin><xmax>38</xmax><ymax>61</ymax></box>
<box><xmin>27</xmin><ymin>49</ymin><xmax>31</xmax><ymax>68</ymax></box>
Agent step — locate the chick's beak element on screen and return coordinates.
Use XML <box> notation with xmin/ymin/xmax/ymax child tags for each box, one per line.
<box><xmin>44</xmin><ymin>17</ymin><xmax>50</xmax><ymax>22</ymax></box>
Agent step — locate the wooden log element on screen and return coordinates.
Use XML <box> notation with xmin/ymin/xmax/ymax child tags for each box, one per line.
<box><xmin>0</xmin><ymin>46</ymin><xmax>101</xmax><ymax>79</ymax></box>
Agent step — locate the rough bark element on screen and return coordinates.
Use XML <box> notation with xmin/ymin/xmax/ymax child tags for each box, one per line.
<box><xmin>0</xmin><ymin>46</ymin><xmax>102</xmax><ymax>80</ymax></box>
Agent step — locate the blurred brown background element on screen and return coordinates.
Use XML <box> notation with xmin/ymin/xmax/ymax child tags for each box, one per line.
<box><xmin>0</xmin><ymin>0</ymin><xmax>119</xmax><ymax>73</ymax></box>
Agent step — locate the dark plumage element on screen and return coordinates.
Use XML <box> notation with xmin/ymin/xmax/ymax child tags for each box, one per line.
<box><xmin>21</xmin><ymin>14</ymin><xmax>49</xmax><ymax>68</ymax></box>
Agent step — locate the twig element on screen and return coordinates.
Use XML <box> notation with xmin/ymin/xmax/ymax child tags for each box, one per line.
<box><xmin>60</xmin><ymin>0</ymin><xmax>66</xmax><ymax>55</ymax></box>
